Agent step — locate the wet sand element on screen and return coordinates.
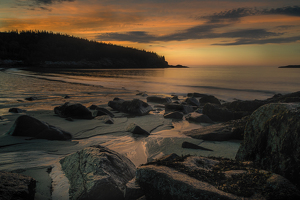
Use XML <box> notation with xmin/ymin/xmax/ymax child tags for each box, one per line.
<box><xmin>0</xmin><ymin>70</ymin><xmax>241</xmax><ymax>199</ymax></box>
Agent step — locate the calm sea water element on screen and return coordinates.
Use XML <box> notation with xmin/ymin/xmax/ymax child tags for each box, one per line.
<box><xmin>4</xmin><ymin>65</ymin><xmax>300</xmax><ymax>102</ymax></box>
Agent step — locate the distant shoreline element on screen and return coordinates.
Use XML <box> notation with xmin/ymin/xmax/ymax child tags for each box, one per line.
<box><xmin>0</xmin><ymin>60</ymin><xmax>188</xmax><ymax>70</ymax></box>
<box><xmin>278</xmin><ymin>65</ymin><xmax>300</xmax><ymax>68</ymax></box>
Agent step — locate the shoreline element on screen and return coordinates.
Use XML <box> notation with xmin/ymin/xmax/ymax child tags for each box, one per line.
<box><xmin>0</xmin><ymin>70</ymin><xmax>242</xmax><ymax>199</ymax></box>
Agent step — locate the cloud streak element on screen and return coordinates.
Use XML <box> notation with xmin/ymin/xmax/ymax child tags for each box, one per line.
<box><xmin>202</xmin><ymin>6</ymin><xmax>300</xmax><ymax>23</ymax></box>
<box><xmin>213</xmin><ymin>36</ymin><xmax>300</xmax><ymax>45</ymax></box>
<box><xmin>97</xmin><ymin>6</ymin><xmax>300</xmax><ymax>45</ymax></box>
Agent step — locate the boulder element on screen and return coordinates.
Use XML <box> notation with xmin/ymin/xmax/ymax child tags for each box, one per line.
<box><xmin>25</xmin><ymin>97</ymin><xmax>38</xmax><ymax>101</ymax></box>
<box><xmin>165</xmin><ymin>103</ymin><xmax>194</xmax><ymax>114</ymax></box>
<box><xmin>0</xmin><ymin>171</ymin><xmax>36</xmax><ymax>200</ymax></box>
<box><xmin>136</xmin><ymin>155</ymin><xmax>300</xmax><ymax>200</ymax></box>
<box><xmin>236</xmin><ymin>103</ymin><xmax>300</xmax><ymax>189</ymax></box>
<box><xmin>108</xmin><ymin>98</ymin><xmax>153</xmax><ymax>116</ymax></box>
<box><xmin>186</xmin><ymin>112</ymin><xmax>214</xmax><ymax>123</ymax></box>
<box><xmin>199</xmin><ymin>95</ymin><xmax>221</xmax><ymax>106</ymax></box>
<box><xmin>183</xmin><ymin>117</ymin><xmax>248</xmax><ymax>141</ymax></box>
<box><xmin>8</xmin><ymin>108</ymin><xmax>26</xmax><ymax>113</ymax></box>
<box><xmin>203</xmin><ymin>103</ymin><xmax>235</xmax><ymax>122</ymax></box>
<box><xmin>223</xmin><ymin>100</ymin><xmax>265</xmax><ymax>112</ymax></box>
<box><xmin>6</xmin><ymin>115</ymin><xmax>72</xmax><ymax>140</ymax></box>
<box><xmin>60</xmin><ymin>145</ymin><xmax>136</xmax><ymax>200</ymax></box>
<box><xmin>187</xmin><ymin>93</ymin><xmax>209</xmax><ymax>98</ymax></box>
<box><xmin>171</xmin><ymin>95</ymin><xmax>179</xmax><ymax>100</ymax></box>
<box><xmin>184</xmin><ymin>97</ymin><xmax>200</xmax><ymax>107</ymax></box>
<box><xmin>89</xmin><ymin>105</ymin><xmax>115</xmax><ymax>117</ymax></box>
<box><xmin>54</xmin><ymin>102</ymin><xmax>95</xmax><ymax>119</ymax></box>
<box><xmin>126</xmin><ymin>123</ymin><xmax>150</xmax><ymax>135</ymax></box>
<box><xmin>146</xmin><ymin>96</ymin><xmax>172</xmax><ymax>104</ymax></box>
<box><xmin>163</xmin><ymin>111</ymin><xmax>184</xmax><ymax>120</ymax></box>
<box><xmin>98</xmin><ymin>115</ymin><xmax>114</xmax><ymax>124</ymax></box>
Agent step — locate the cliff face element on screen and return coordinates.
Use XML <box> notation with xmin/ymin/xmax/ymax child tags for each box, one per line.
<box><xmin>0</xmin><ymin>30</ymin><xmax>169</xmax><ymax>69</ymax></box>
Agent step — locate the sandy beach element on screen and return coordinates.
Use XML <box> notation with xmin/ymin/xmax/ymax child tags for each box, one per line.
<box><xmin>0</xmin><ymin>70</ymin><xmax>241</xmax><ymax>199</ymax></box>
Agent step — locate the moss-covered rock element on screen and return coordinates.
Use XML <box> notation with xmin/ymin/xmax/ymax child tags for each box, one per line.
<box><xmin>236</xmin><ymin>103</ymin><xmax>300</xmax><ymax>190</ymax></box>
<box><xmin>137</xmin><ymin>155</ymin><xmax>300</xmax><ymax>200</ymax></box>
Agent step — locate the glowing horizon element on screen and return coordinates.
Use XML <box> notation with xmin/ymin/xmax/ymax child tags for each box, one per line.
<box><xmin>1</xmin><ymin>0</ymin><xmax>300</xmax><ymax>66</ymax></box>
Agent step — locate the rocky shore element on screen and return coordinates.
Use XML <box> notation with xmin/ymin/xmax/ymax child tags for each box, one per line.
<box><xmin>1</xmin><ymin>70</ymin><xmax>300</xmax><ymax>199</ymax></box>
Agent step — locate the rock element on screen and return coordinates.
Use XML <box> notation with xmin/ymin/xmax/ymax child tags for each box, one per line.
<box><xmin>25</xmin><ymin>97</ymin><xmax>38</xmax><ymax>101</ymax></box>
<box><xmin>223</xmin><ymin>100</ymin><xmax>265</xmax><ymax>112</ymax></box>
<box><xmin>182</xmin><ymin>142</ymin><xmax>213</xmax><ymax>151</ymax></box>
<box><xmin>60</xmin><ymin>145</ymin><xmax>136</xmax><ymax>200</ymax></box>
<box><xmin>8</xmin><ymin>108</ymin><xmax>26</xmax><ymax>113</ymax></box>
<box><xmin>136</xmin><ymin>155</ymin><xmax>300</xmax><ymax>200</ymax></box>
<box><xmin>187</xmin><ymin>93</ymin><xmax>209</xmax><ymax>98</ymax></box>
<box><xmin>124</xmin><ymin>178</ymin><xmax>144</xmax><ymax>200</ymax></box>
<box><xmin>108</xmin><ymin>98</ymin><xmax>153</xmax><ymax>116</ymax></box>
<box><xmin>186</xmin><ymin>112</ymin><xmax>214</xmax><ymax>123</ymax></box>
<box><xmin>165</xmin><ymin>103</ymin><xmax>194</xmax><ymax>114</ymax></box>
<box><xmin>6</xmin><ymin>115</ymin><xmax>72</xmax><ymax>140</ymax></box>
<box><xmin>98</xmin><ymin>115</ymin><xmax>114</xmax><ymax>124</ymax></box>
<box><xmin>54</xmin><ymin>102</ymin><xmax>95</xmax><ymax>119</ymax></box>
<box><xmin>236</xmin><ymin>103</ymin><xmax>300</xmax><ymax>189</ymax></box>
<box><xmin>147</xmin><ymin>96</ymin><xmax>172</xmax><ymax>104</ymax></box>
<box><xmin>0</xmin><ymin>116</ymin><xmax>4</xmax><ymax>120</ymax></box>
<box><xmin>183</xmin><ymin>117</ymin><xmax>248</xmax><ymax>141</ymax></box>
<box><xmin>64</xmin><ymin>95</ymin><xmax>70</xmax><ymax>99</ymax></box>
<box><xmin>163</xmin><ymin>111</ymin><xmax>184</xmax><ymax>120</ymax></box>
<box><xmin>171</xmin><ymin>95</ymin><xmax>179</xmax><ymax>100</ymax></box>
<box><xmin>126</xmin><ymin>123</ymin><xmax>150</xmax><ymax>135</ymax></box>
<box><xmin>184</xmin><ymin>97</ymin><xmax>200</xmax><ymax>107</ymax></box>
<box><xmin>156</xmin><ymin>153</ymin><xmax>180</xmax><ymax>162</ymax></box>
<box><xmin>203</xmin><ymin>103</ymin><xmax>235</xmax><ymax>122</ymax></box>
<box><xmin>0</xmin><ymin>171</ymin><xmax>36</xmax><ymax>200</ymax></box>
<box><xmin>199</xmin><ymin>95</ymin><xmax>221</xmax><ymax>106</ymax></box>
<box><xmin>136</xmin><ymin>92</ymin><xmax>147</xmax><ymax>97</ymax></box>
<box><xmin>89</xmin><ymin>105</ymin><xmax>115</xmax><ymax>117</ymax></box>
<box><xmin>66</xmin><ymin>117</ymin><xmax>74</xmax><ymax>121</ymax></box>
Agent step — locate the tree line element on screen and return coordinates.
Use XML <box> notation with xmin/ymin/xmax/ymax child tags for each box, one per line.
<box><xmin>0</xmin><ymin>30</ymin><xmax>168</xmax><ymax>68</ymax></box>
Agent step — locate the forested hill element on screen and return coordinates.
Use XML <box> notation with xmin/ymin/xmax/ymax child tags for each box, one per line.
<box><xmin>0</xmin><ymin>30</ymin><xmax>179</xmax><ymax>69</ymax></box>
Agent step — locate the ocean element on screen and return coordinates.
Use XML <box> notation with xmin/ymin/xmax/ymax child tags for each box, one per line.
<box><xmin>3</xmin><ymin>65</ymin><xmax>300</xmax><ymax>102</ymax></box>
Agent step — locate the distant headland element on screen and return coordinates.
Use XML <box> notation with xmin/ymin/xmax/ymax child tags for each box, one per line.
<box><xmin>0</xmin><ymin>30</ymin><xmax>188</xmax><ymax>69</ymax></box>
<box><xmin>279</xmin><ymin>65</ymin><xmax>300</xmax><ymax>68</ymax></box>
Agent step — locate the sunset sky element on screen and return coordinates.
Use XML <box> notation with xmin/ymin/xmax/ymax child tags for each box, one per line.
<box><xmin>1</xmin><ymin>0</ymin><xmax>300</xmax><ymax>66</ymax></box>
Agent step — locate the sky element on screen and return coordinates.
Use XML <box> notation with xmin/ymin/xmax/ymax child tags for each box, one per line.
<box><xmin>1</xmin><ymin>0</ymin><xmax>300</xmax><ymax>66</ymax></box>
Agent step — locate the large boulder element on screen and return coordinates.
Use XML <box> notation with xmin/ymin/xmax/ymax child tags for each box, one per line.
<box><xmin>186</xmin><ymin>112</ymin><xmax>214</xmax><ymax>123</ymax></box>
<box><xmin>163</xmin><ymin>111</ymin><xmax>184</xmax><ymax>120</ymax></box>
<box><xmin>54</xmin><ymin>102</ymin><xmax>95</xmax><ymax>119</ymax></box>
<box><xmin>223</xmin><ymin>100</ymin><xmax>265</xmax><ymax>113</ymax></box>
<box><xmin>236</xmin><ymin>103</ymin><xmax>300</xmax><ymax>189</ymax></box>
<box><xmin>60</xmin><ymin>145</ymin><xmax>136</xmax><ymax>200</ymax></box>
<box><xmin>108</xmin><ymin>98</ymin><xmax>153</xmax><ymax>116</ymax></box>
<box><xmin>183</xmin><ymin>116</ymin><xmax>248</xmax><ymax>141</ymax></box>
<box><xmin>0</xmin><ymin>171</ymin><xmax>36</xmax><ymax>200</ymax></box>
<box><xmin>6</xmin><ymin>115</ymin><xmax>72</xmax><ymax>140</ymax></box>
<box><xmin>147</xmin><ymin>96</ymin><xmax>172</xmax><ymax>104</ymax></box>
<box><xmin>203</xmin><ymin>103</ymin><xmax>235</xmax><ymax>122</ymax></box>
<box><xmin>137</xmin><ymin>155</ymin><xmax>300</xmax><ymax>200</ymax></box>
<box><xmin>165</xmin><ymin>103</ymin><xmax>194</xmax><ymax>114</ymax></box>
<box><xmin>89</xmin><ymin>105</ymin><xmax>115</xmax><ymax>117</ymax></box>
<box><xmin>184</xmin><ymin>97</ymin><xmax>200</xmax><ymax>107</ymax></box>
<box><xmin>199</xmin><ymin>95</ymin><xmax>221</xmax><ymax>106</ymax></box>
